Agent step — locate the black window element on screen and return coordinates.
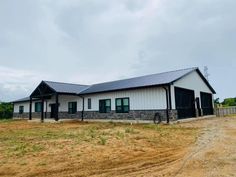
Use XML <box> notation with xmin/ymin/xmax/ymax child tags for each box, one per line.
<box><xmin>88</xmin><ymin>98</ymin><xmax>91</xmax><ymax>109</ymax></box>
<box><xmin>116</xmin><ymin>98</ymin><xmax>130</xmax><ymax>113</ymax></box>
<box><xmin>99</xmin><ymin>99</ymin><xmax>111</xmax><ymax>113</ymax></box>
<box><xmin>68</xmin><ymin>102</ymin><xmax>77</xmax><ymax>114</ymax></box>
<box><xmin>19</xmin><ymin>106</ymin><xmax>24</xmax><ymax>114</ymax></box>
<box><xmin>35</xmin><ymin>102</ymin><xmax>42</xmax><ymax>112</ymax></box>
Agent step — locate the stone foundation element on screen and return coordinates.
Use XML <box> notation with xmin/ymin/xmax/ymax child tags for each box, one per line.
<box><xmin>13</xmin><ymin>112</ymin><xmax>41</xmax><ymax>119</ymax></box>
<box><xmin>169</xmin><ymin>110</ymin><xmax>178</xmax><ymax>121</ymax></box>
<box><xmin>58</xmin><ymin>112</ymin><xmax>82</xmax><ymax>119</ymax></box>
<box><xmin>13</xmin><ymin>113</ymin><xmax>29</xmax><ymax>119</ymax></box>
<box><xmin>195</xmin><ymin>109</ymin><xmax>203</xmax><ymax>117</ymax></box>
<box><xmin>83</xmin><ymin>110</ymin><xmax>178</xmax><ymax>122</ymax></box>
<box><xmin>13</xmin><ymin>112</ymin><xmax>82</xmax><ymax>120</ymax></box>
<box><xmin>13</xmin><ymin>110</ymin><xmax>178</xmax><ymax>122</ymax></box>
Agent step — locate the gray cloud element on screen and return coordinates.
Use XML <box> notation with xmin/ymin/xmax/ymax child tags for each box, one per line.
<box><xmin>0</xmin><ymin>0</ymin><xmax>235</xmax><ymax>101</ymax></box>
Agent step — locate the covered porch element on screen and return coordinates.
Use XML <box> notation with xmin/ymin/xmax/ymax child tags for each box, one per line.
<box><xmin>29</xmin><ymin>81</ymin><xmax>82</xmax><ymax>122</ymax></box>
<box><xmin>29</xmin><ymin>81</ymin><xmax>60</xmax><ymax>122</ymax></box>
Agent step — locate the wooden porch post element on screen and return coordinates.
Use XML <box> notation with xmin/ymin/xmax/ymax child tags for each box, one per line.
<box><xmin>29</xmin><ymin>97</ymin><xmax>32</xmax><ymax>120</ymax></box>
<box><xmin>41</xmin><ymin>98</ymin><xmax>44</xmax><ymax>123</ymax></box>
<box><xmin>55</xmin><ymin>93</ymin><xmax>59</xmax><ymax>121</ymax></box>
<box><xmin>45</xmin><ymin>101</ymin><xmax>47</xmax><ymax>118</ymax></box>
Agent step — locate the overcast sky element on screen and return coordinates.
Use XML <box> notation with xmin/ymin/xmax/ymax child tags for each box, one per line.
<box><xmin>0</xmin><ymin>0</ymin><xmax>235</xmax><ymax>102</ymax></box>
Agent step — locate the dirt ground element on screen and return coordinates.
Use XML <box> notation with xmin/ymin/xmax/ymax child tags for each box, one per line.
<box><xmin>0</xmin><ymin>117</ymin><xmax>235</xmax><ymax>177</ymax></box>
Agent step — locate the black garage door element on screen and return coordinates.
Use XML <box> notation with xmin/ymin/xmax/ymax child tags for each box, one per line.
<box><xmin>200</xmin><ymin>92</ymin><xmax>214</xmax><ymax>116</ymax></box>
<box><xmin>175</xmin><ymin>87</ymin><xmax>196</xmax><ymax>119</ymax></box>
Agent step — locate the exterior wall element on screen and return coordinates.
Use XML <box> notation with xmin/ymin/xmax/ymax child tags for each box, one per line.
<box><xmin>13</xmin><ymin>95</ymin><xmax>83</xmax><ymax>114</ymax></box>
<box><xmin>57</xmin><ymin>95</ymin><xmax>83</xmax><ymax>112</ymax></box>
<box><xmin>13</xmin><ymin>109</ymin><xmax>177</xmax><ymax>122</ymax></box>
<box><xmin>58</xmin><ymin>112</ymin><xmax>82</xmax><ymax>119</ymax></box>
<box><xmin>14</xmin><ymin>101</ymin><xmax>35</xmax><ymax>114</ymax></box>
<box><xmin>13</xmin><ymin>87</ymin><xmax>174</xmax><ymax>121</ymax></box>
<box><xmin>13</xmin><ymin>112</ymin><xmax>41</xmax><ymax>119</ymax></box>
<box><xmin>83</xmin><ymin>110</ymin><xmax>178</xmax><ymax>122</ymax></box>
<box><xmin>83</xmin><ymin>87</ymin><xmax>167</xmax><ymax>111</ymax></box>
<box><xmin>171</xmin><ymin>71</ymin><xmax>214</xmax><ymax>110</ymax></box>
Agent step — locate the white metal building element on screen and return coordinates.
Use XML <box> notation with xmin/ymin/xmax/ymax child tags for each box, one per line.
<box><xmin>13</xmin><ymin>67</ymin><xmax>216</xmax><ymax>122</ymax></box>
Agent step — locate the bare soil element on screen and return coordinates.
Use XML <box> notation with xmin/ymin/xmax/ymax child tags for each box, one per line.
<box><xmin>0</xmin><ymin>117</ymin><xmax>235</xmax><ymax>177</ymax></box>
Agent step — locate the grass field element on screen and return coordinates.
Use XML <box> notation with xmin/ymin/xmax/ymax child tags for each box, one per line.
<box><xmin>0</xmin><ymin>119</ymin><xmax>199</xmax><ymax>177</ymax></box>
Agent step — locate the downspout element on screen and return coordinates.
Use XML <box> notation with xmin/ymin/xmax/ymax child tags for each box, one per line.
<box><xmin>168</xmin><ymin>84</ymin><xmax>172</xmax><ymax>110</ymax></box>
<box><xmin>29</xmin><ymin>96</ymin><xmax>32</xmax><ymax>120</ymax></box>
<box><xmin>163</xmin><ymin>86</ymin><xmax>170</xmax><ymax>124</ymax></box>
<box><xmin>45</xmin><ymin>100</ymin><xmax>47</xmax><ymax>118</ymax></box>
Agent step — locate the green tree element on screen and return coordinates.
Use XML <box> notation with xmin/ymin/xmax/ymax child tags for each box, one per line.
<box><xmin>0</xmin><ymin>103</ymin><xmax>13</xmax><ymax>119</ymax></box>
<box><xmin>214</xmin><ymin>98</ymin><xmax>220</xmax><ymax>104</ymax></box>
<box><xmin>222</xmin><ymin>98</ymin><xmax>236</xmax><ymax>107</ymax></box>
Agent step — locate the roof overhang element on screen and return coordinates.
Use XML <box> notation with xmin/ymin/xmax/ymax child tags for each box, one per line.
<box><xmin>30</xmin><ymin>81</ymin><xmax>56</xmax><ymax>98</ymax></box>
<box><xmin>170</xmin><ymin>68</ymin><xmax>216</xmax><ymax>94</ymax></box>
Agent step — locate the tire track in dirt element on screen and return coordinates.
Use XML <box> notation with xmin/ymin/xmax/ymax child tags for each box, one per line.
<box><xmin>173</xmin><ymin>117</ymin><xmax>235</xmax><ymax>177</ymax></box>
<box><xmin>89</xmin><ymin>151</ymin><xmax>185</xmax><ymax>177</ymax></box>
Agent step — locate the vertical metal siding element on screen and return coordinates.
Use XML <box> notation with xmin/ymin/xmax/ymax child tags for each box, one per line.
<box><xmin>83</xmin><ymin>87</ymin><xmax>167</xmax><ymax>111</ymax></box>
<box><xmin>57</xmin><ymin>95</ymin><xmax>83</xmax><ymax>112</ymax></box>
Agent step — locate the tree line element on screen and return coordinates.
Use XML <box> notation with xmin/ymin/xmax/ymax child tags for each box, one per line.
<box><xmin>215</xmin><ymin>97</ymin><xmax>236</xmax><ymax>107</ymax></box>
<box><xmin>0</xmin><ymin>102</ymin><xmax>13</xmax><ymax>119</ymax></box>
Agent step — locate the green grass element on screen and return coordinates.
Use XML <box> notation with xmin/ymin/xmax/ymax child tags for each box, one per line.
<box><xmin>5</xmin><ymin>141</ymin><xmax>45</xmax><ymax>157</ymax></box>
<box><xmin>98</xmin><ymin>136</ymin><xmax>107</xmax><ymax>145</ymax></box>
<box><xmin>0</xmin><ymin>120</ymin><xmax>199</xmax><ymax>158</ymax></box>
<box><xmin>116</xmin><ymin>131</ymin><xmax>125</xmax><ymax>139</ymax></box>
<box><xmin>125</xmin><ymin>127</ymin><xmax>134</xmax><ymax>134</ymax></box>
<box><xmin>143</xmin><ymin>124</ymin><xmax>161</xmax><ymax>131</ymax></box>
<box><xmin>0</xmin><ymin>119</ymin><xmax>14</xmax><ymax>123</ymax></box>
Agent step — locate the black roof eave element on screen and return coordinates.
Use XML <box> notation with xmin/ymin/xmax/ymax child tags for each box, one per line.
<box><xmin>195</xmin><ymin>69</ymin><xmax>216</xmax><ymax>94</ymax></box>
<box><xmin>12</xmin><ymin>100</ymin><xmax>29</xmax><ymax>104</ymax></box>
<box><xmin>12</xmin><ymin>98</ymin><xmax>41</xmax><ymax>104</ymax></box>
<box><xmin>30</xmin><ymin>81</ymin><xmax>57</xmax><ymax>97</ymax></box>
<box><xmin>170</xmin><ymin>68</ymin><xmax>216</xmax><ymax>94</ymax></box>
<box><xmin>57</xmin><ymin>92</ymin><xmax>78</xmax><ymax>96</ymax></box>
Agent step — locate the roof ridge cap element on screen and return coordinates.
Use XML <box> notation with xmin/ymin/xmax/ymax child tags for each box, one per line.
<box><xmin>43</xmin><ymin>80</ymin><xmax>90</xmax><ymax>87</ymax></box>
<box><xmin>91</xmin><ymin>67</ymin><xmax>198</xmax><ymax>86</ymax></box>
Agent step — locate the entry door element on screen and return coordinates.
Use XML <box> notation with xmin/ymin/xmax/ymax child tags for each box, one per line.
<box><xmin>50</xmin><ymin>104</ymin><xmax>57</xmax><ymax>118</ymax></box>
<box><xmin>200</xmin><ymin>92</ymin><xmax>213</xmax><ymax>116</ymax></box>
<box><xmin>175</xmin><ymin>87</ymin><xmax>196</xmax><ymax>119</ymax></box>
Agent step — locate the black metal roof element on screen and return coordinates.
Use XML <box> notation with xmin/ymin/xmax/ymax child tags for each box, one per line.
<box><xmin>80</xmin><ymin>67</ymin><xmax>209</xmax><ymax>94</ymax></box>
<box><xmin>12</xmin><ymin>67</ymin><xmax>216</xmax><ymax>103</ymax></box>
<box><xmin>43</xmin><ymin>81</ymin><xmax>90</xmax><ymax>94</ymax></box>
